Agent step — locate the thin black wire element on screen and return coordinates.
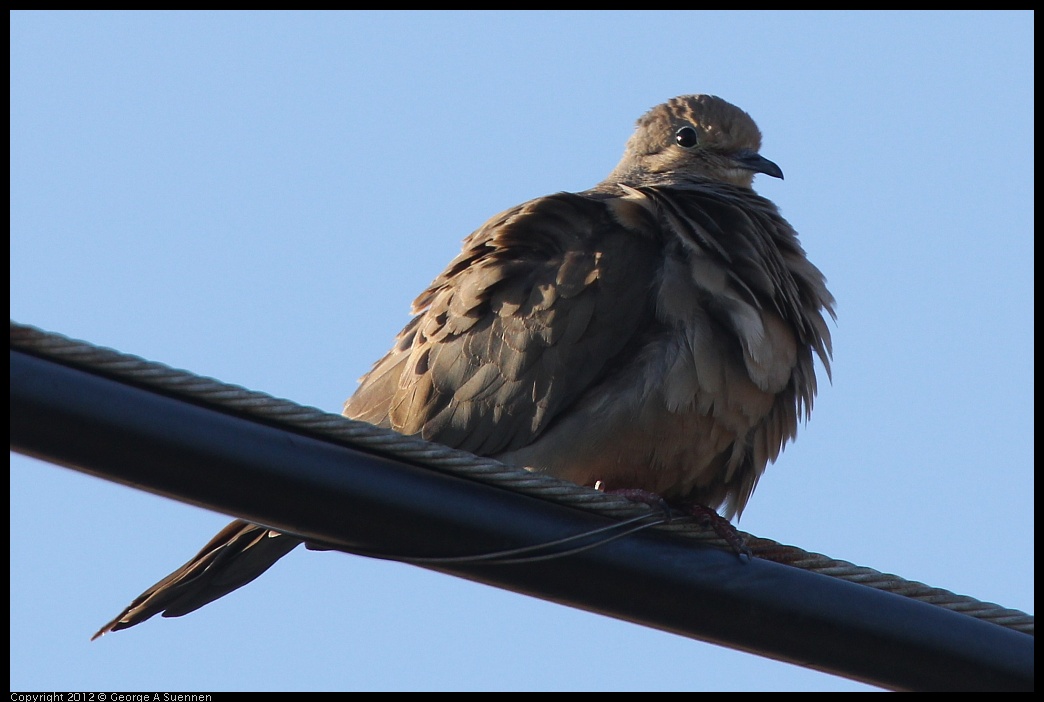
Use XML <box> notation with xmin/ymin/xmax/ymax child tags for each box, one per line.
<box><xmin>339</xmin><ymin>512</ymin><xmax>672</xmax><ymax>565</ymax></box>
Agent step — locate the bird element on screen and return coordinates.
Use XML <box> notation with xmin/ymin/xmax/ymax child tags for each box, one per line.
<box><xmin>92</xmin><ymin>94</ymin><xmax>834</xmax><ymax>639</ymax></box>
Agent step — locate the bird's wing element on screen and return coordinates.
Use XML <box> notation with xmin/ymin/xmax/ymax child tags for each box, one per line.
<box><xmin>343</xmin><ymin>191</ymin><xmax>662</xmax><ymax>456</ymax></box>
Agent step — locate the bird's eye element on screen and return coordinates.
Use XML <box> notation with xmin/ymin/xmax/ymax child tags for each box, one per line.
<box><xmin>675</xmin><ymin>126</ymin><xmax>699</xmax><ymax>149</ymax></box>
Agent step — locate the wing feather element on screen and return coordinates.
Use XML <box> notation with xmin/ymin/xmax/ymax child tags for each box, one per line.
<box><xmin>344</xmin><ymin>192</ymin><xmax>660</xmax><ymax>456</ymax></box>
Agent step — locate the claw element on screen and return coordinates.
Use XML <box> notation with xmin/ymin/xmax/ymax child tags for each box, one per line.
<box><xmin>683</xmin><ymin>503</ymin><xmax>752</xmax><ymax>562</ymax></box>
<box><xmin>597</xmin><ymin>484</ymin><xmax>674</xmax><ymax>524</ymax></box>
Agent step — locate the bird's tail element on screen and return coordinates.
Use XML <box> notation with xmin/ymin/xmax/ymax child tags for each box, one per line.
<box><xmin>92</xmin><ymin>519</ymin><xmax>301</xmax><ymax>639</ymax></box>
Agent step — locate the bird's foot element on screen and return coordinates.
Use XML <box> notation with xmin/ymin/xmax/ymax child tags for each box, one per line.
<box><xmin>595</xmin><ymin>483</ymin><xmax>674</xmax><ymax>524</ymax></box>
<box><xmin>682</xmin><ymin>502</ymin><xmax>752</xmax><ymax>562</ymax></box>
<box><xmin>593</xmin><ymin>484</ymin><xmax>750</xmax><ymax>562</ymax></box>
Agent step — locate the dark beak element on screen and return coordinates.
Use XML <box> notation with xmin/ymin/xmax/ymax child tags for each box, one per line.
<box><xmin>733</xmin><ymin>150</ymin><xmax>784</xmax><ymax>180</ymax></box>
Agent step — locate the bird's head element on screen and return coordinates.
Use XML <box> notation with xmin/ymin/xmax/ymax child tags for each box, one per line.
<box><xmin>606</xmin><ymin>94</ymin><xmax>783</xmax><ymax>189</ymax></box>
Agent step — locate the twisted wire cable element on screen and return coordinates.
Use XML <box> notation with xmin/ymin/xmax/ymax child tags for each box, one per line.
<box><xmin>10</xmin><ymin>320</ymin><xmax>1033</xmax><ymax>636</ymax></box>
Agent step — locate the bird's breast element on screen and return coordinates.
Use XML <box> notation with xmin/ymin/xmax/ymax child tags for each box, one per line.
<box><xmin>496</xmin><ymin>250</ymin><xmax>788</xmax><ymax>504</ymax></box>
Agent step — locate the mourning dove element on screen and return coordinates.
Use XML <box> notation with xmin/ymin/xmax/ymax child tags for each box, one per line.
<box><xmin>93</xmin><ymin>94</ymin><xmax>834</xmax><ymax>639</ymax></box>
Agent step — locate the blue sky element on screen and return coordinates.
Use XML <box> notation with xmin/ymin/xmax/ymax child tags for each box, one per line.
<box><xmin>10</xmin><ymin>11</ymin><xmax>1033</xmax><ymax>692</ymax></box>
